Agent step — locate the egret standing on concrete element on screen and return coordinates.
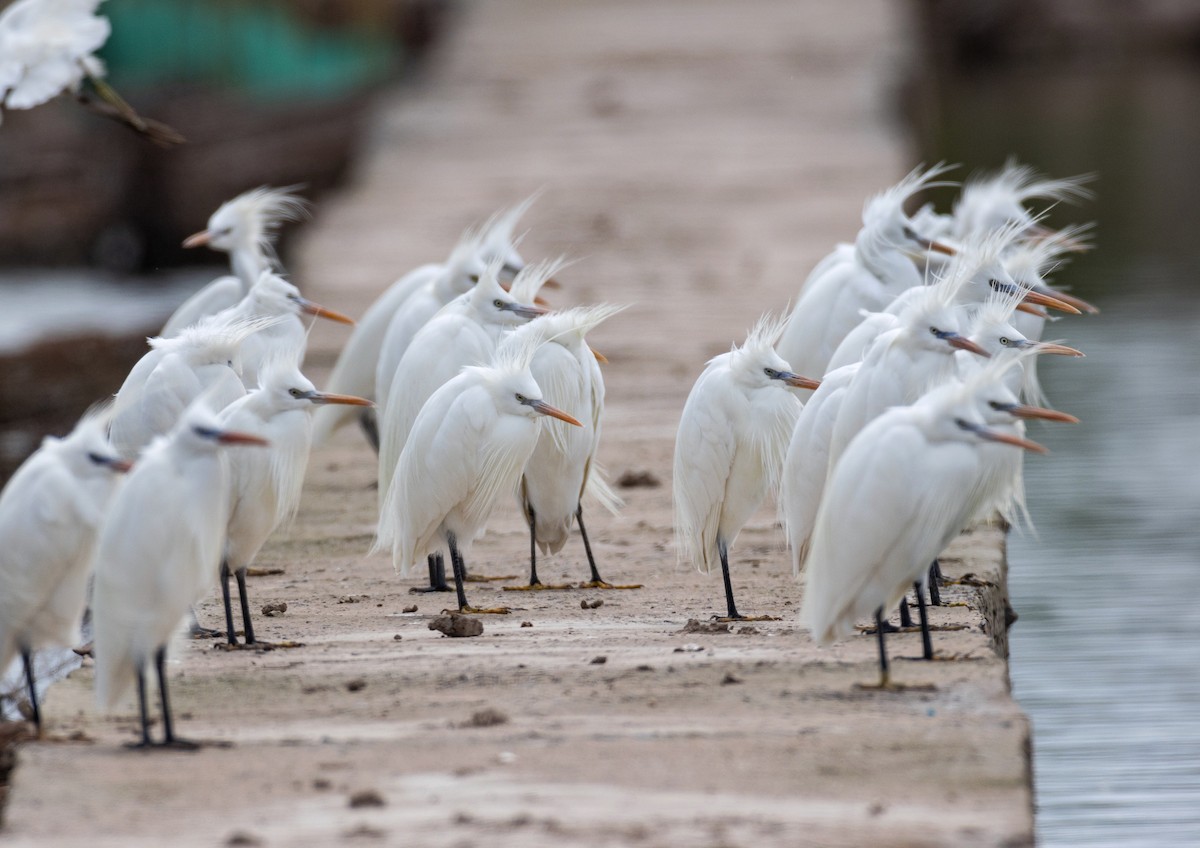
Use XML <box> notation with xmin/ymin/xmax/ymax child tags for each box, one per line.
<box><xmin>216</xmin><ymin>359</ymin><xmax>371</xmax><ymax>646</ymax></box>
<box><xmin>799</xmin><ymin>378</ymin><xmax>1050</xmax><ymax>686</ymax></box>
<box><xmin>376</xmin><ymin>329</ymin><xmax>582</xmax><ymax>614</ymax></box>
<box><xmin>92</xmin><ymin>401</ymin><xmax>268</xmax><ymax>748</ymax></box>
<box><xmin>674</xmin><ymin>314</ymin><xmax>820</xmax><ymax>620</ymax></box>
<box><xmin>0</xmin><ymin>406</ymin><xmax>129</xmax><ymax>733</ymax></box>
<box><xmin>504</xmin><ymin>304</ymin><xmax>629</xmax><ymax>591</ymax></box>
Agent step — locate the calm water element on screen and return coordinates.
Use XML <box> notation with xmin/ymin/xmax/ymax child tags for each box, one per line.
<box><xmin>911</xmin><ymin>57</ymin><xmax>1200</xmax><ymax>845</ymax></box>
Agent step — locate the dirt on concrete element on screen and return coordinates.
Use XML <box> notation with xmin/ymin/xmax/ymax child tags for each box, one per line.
<box><xmin>2</xmin><ymin>2</ymin><xmax>1033</xmax><ymax>846</ymax></box>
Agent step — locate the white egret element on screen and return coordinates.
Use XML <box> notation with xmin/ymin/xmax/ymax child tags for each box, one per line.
<box><xmin>212</xmin><ymin>270</ymin><xmax>354</xmax><ymax>390</ymax></box>
<box><xmin>162</xmin><ymin>187</ymin><xmax>308</xmax><ymax>337</ymax></box>
<box><xmin>0</xmin><ymin>405</ymin><xmax>128</xmax><ymax>733</ymax></box>
<box><xmin>951</xmin><ymin>160</ymin><xmax>1094</xmax><ymax>248</ymax></box>
<box><xmin>108</xmin><ymin>315</ymin><xmax>270</xmax><ymax>460</ymax></box>
<box><xmin>775</xmin><ymin>164</ymin><xmax>957</xmax><ymax>382</ymax></box>
<box><xmin>312</xmin><ymin>196</ymin><xmax>539</xmax><ymax>449</ymax></box>
<box><xmin>780</xmin><ymin>361</ymin><xmax>859</xmax><ymax>572</ymax></box>
<box><xmin>673</xmin><ymin>314</ymin><xmax>821</xmax><ymax>620</ymax></box>
<box><xmin>373</xmin><ymin>198</ymin><xmax>548</xmax><ymax>419</ymax></box>
<box><xmin>215</xmin><ymin>358</ymin><xmax>371</xmax><ymax>645</ymax></box>
<box><xmin>375</xmin><ymin>328</ymin><xmax>582</xmax><ymax>614</ymax></box>
<box><xmin>376</xmin><ymin>260</ymin><xmax>549</xmax><ymax>519</ymax></box>
<box><xmin>92</xmin><ymin>400</ymin><xmax>268</xmax><ymax>747</ymax></box>
<box><xmin>826</xmin><ymin>276</ymin><xmax>988</xmax><ymax>474</ymax></box>
<box><xmin>0</xmin><ymin>0</ymin><xmax>181</xmax><ymax>143</ymax></box>
<box><xmin>502</xmin><ymin>303</ymin><xmax>628</xmax><ymax>591</ymax></box>
<box><xmin>799</xmin><ymin>378</ymin><xmax>1049</xmax><ymax>686</ymax></box>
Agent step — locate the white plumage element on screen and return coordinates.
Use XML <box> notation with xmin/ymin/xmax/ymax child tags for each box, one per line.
<box><xmin>775</xmin><ymin>164</ymin><xmax>956</xmax><ymax>381</ymax></box>
<box><xmin>92</xmin><ymin>401</ymin><xmax>268</xmax><ymax>744</ymax></box>
<box><xmin>0</xmin><ymin>405</ymin><xmax>127</xmax><ymax>730</ymax></box>
<box><xmin>108</xmin><ymin>315</ymin><xmax>272</xmax><ymax>460</ymax></box>
<box><xmin>799</xmin><ymin>378</ymin><xmax>1049</xmax><ymax>674</ymax></box>
<box><xmin>376</xmin><ymin>261</ymin><xmax>549</xmax><ymax>513</ymax></box>
<box><xmin>215</xmin><ymin>358</ymin><xmax>371</xmax><ymax>644</ymax></box>
<box><xmin>376</xmin><ymin>327</ymin><xmax>581</xmax><ymax>612</ymax></box>
<box><xmin>673</xmin><ymin>313</ymin><xmax>819</xmax><ymax>619</ymax></box>
<box><xmin>163</xmin><ymin>187</ymin><xmax>308</xmax><ymax>337</ymax></box>
<box><xmin>512</xmin><ymin>303</ymin><xmax>625</xmax><ymax>587</ymax></box>
<box><xmin>0</xmin><ymin>0</ymin><xmax>108</xmax><ymax>120</ymax></box>
<box><xmin>312</xmin><ymin>196</ymin><xmax>536</xmax><ymax>447</ymax></box>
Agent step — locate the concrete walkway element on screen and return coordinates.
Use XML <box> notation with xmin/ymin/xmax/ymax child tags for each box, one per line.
<box><xmin>4</xmin><ymin>3</ymin><xmax>1033</xmax><ymax>846</ymax></box>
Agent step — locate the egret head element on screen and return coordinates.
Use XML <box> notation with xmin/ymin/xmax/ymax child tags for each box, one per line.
<box><xmin>470</xmin><ymin>258</ymin><xmax>547</xmax><ymax>326</ymax></box>
<box><xmin>953</xmin><ymin>159</ymin><xmax>1093</xmax><ymax>243</ymax></box>
<box><xmin>59</xmin><ymin>403</ymin><xmax>131</xmax><ymax>475</ymax></box>
<box><xmin>257</xmin><ymin>356</ymin><xmax>372</xmax><ymax>412</ymax></box>
<box><xmin>962</xmin><ymin>356</ymin><xmax>1080</xmax><ymax>427</ymax></box>
<box><xmin>731</xmin><ymin>312</ymin><xmax>821</xmax><ymax>391</ymax></box>
<box><xmin>184</xmin><ymin>186</ymin><xmax>308</xmax><ymax>258</ymax></box>
<box><xmin>857</xmin><ymin>163</ymin><xmax>958</xmax><ymax>265</ymax></box>
<box><xmin>245</xmin><ymin>271</ymin><xmax>354</xmax><ymax>325</ymax></box>
<box><xmin>898</xmin><ymin>272</ymin><xmax>988</xmax><ymax>358</ymax></box>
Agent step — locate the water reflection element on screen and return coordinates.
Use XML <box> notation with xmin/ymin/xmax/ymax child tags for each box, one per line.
<box><xmin>911</xmin><ymin>56</ymin><xmax>1200</xmax><ymax>845</ymax></box>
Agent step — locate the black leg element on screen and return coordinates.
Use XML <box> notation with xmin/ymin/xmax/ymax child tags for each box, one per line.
<box><xmin>899</xmin><ymin>596</ymin><xmax>914</xmax><ymax>628</ymax></box>
<box><xmin>409</xmin><ymin>552</ymin><xmax>451</xmax><ymax>593</ymax></box>
<box><xmin>527</xmin><ymin>505</ymin><xmax>542</xmax><ymax>586</ymax></box>
<box><xmin>156</xmin><ymin>645</ymin><xmax>189</xmax><ymax>748</ymax></box>
<box><xmin>20</xmin><ymin>648</ymin><xmax>40</xmax><ymax>733</ymax></box>
<box><xmin>874</xmin><ymin>607</ymin><xmax>890</xmax><ymax>687</ymax></box>
<box><xmin>430</xmin><ymin>553</ymin><xmax>448</xmax><ymax>590</ymax></box>
<box><xmin>914</xmin><ymin>580</ymin><xmax>933</xmax><ymax>660</ymax></box>
<box><xmin>718</xmin><ymin>539</ymin><xmax>742</xmax><ymax>620</ymax></box>
<box><xmin>928</xmin><ymin>561</ymin><xmax>942</xmax><ymax>606</ymax></box>
<box><xmin>447</xmin><ymin>533</ymin><xmax>470</xmax><ymax>611</ymax></box>
<box><xmin>235</xmin><ymin>568</ymin><xmax>256</xmax><ymax>645</ymax></box>
<box><xmin>576</xmin><ymin>505</ymin><xmax>604</xmax><ymax>584</ymax></box>
<box><xmin>359</xmin><ymin>408</ymin><xmax>379</xmax><ymax>452</ymax></box>
<box><xmin>220</xmin><ymin>561</ymin><xmax>238</xmax><ymax>646</ymax></box>
<box><xmin>135</xmin><ymin>662</ymin><xmax>151</xmax><ymax>747</ymax></box>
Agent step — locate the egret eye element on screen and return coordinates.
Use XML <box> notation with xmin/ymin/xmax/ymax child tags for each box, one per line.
<box><xmin>929</xmin><ymin>326</ymin><xmax>939</xmax><ymax>336</ymax></box>
<box><xmin>763</xmin><ymin>367</ymin><xmax>776</xmax><ymax>378</ymax></box>
<box><xmin>988</xmin><ymin>401</ymin><xmax>1004</xmax><ymax>410</ymax></box>
<box><xmin>515</xmin><ymin>393</ymin><xmax>527</xmax><ymax>403</ymax></box>
<box><xmin>999</xmin><ymin>337</ymin><xmax>1011</xmax><ymax>346</ymax></box>
<box><xmin>289</xmin><ymin>388</ymin><xmax>303</xmax><ymax>398</ymax></box>
<box><xmin>493</xmin><ymin>299</ymin><xmax>506</xmax><ymax>308</ymax></box>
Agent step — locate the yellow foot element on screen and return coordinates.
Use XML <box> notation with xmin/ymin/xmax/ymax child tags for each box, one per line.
<box><xmin>245</xmin><ymin>566</ymin><xmax>285</xmax><ymax>577</ymax></box>
<box><xmin>463</xmin><ymin>574</ymin><xmax>518</xmax><ymax>583</ymax></box>
<box><xmin>458</xmin><ymin>606</ymin><xmax>511</xmax><ymax>615</ymax></box>
<box><xmin>503</xmin><ymin>583</ymin><xmax>573</xmax><ymax>591</ymax></box>
<box><xmin>213</xmin><ymin>640</ymin><xmax>304</xmax><ymax>652</ymax></box>
<box><xmin>714</xmin><ymin>614</ymin><xmax>781</xmax><ymax>623</ymax></box>
<box><xmin>853</xmin><ymin>678</ymin><xmax>938</xmax><ymax>692</ymax></box>
<box><xmin>578</xmin><ymin>581</ymin><xmax>643</xmax><ymax>590</ymax></box>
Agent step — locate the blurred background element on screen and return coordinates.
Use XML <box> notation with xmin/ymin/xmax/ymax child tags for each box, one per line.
<box><xmin>2</xmin><ymin>1</ymin><xmax>1198</xmax><ymax>844</ymax></box>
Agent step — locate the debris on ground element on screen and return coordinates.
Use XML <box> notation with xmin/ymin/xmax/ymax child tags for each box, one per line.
<box><xmin>261</xmin><ymin>602</ymin><xmax>287</xmax><ymax>617</ymax></box>
<box><xmin>616</xmin><ymin>469</ymin><xmax>660</xmax><ymax>488</ymax></box>
<box><xmin>678</xmin><ymin>618</ymin><xmax>730</xmax><ymax>634</ymax></box>
<box><xmin>348</xmin><ymin>789</ymin><xmax>386</xmax><ymax>808</ymax></box>
<box><xmin>590</xmin><ymin>655</ymin><xmax>607</xmax><ymax>665</ymax></box>
<box><xmin>460</xmin><ymin>707</ymin><xmax>509</xmax><ymax>728</ymax></box>
<box><xmin>402</xmin><ymin>604</ymin><xmax>418</xmax><ymax>613</ymax></box>
<box><xmin>581</xmin><ymin>598</ymin><xmax>603</xmax><ymax>610</ymax></box>
<box><xmin>428</xmin><ymin>612</ymin><xmax>484</xmax><ymax>637</ymax></box>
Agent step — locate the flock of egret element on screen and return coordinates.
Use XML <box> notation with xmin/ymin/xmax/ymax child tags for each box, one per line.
<box><xmin>0</xmin><ymin>159</ymin><xmax>1094</xmax><ymax>745</ymax></box>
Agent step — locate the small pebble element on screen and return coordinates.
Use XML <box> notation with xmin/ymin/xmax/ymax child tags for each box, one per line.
<box><xmin>348</xmin><ymin>789</ymin><xmax>386</xmax><ymax>808</ymax></box>
<box><xmin>580</xmin><ymin>598</ymin><xmax>603</xmax><ymax>610</ymax></box>
<box><xmin>589</xmin><ymin>655</ymin><xmax>607</xmax><ymax>665</ymax></box>
<box><xmin>402</xmin><ymin>604</ymin><xmax>418</xmax><ymax>614</ymax></box>
<box><xmin>393</xmin><ymin>634</ymin><xmax>403</xmax><ymax>641</ymax></box>
<box><xmin>346</xmin><ymin>679</ymin><xmax>367</xmax><ymax>692</ymax></box>
<box><xmin>261</xmin><ymin>602</ymin><xmax>287</xmax><ymax>617</ymax></box>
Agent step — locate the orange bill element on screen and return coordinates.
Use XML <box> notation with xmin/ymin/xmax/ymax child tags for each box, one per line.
<box><xmin>529</xmin><ymin>399</ymin><xmax>583</xmax><ymax>427</ymax></box>
<box><xmin>182</xmin><ymin>230</ymin><xmax>211</xmax><ymax>248</ymax></box>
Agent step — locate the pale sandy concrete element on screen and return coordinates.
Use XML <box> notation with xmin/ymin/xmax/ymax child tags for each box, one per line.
<box><xmin>4</xmin><ymin>2</ymin><xmax>1033</xmax><ymax>846</ymax></box>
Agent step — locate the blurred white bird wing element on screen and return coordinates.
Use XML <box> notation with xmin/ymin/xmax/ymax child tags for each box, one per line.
<box><xmin>137</xmin><ymin>354</ymin><xmax>205</xmax><ymax>440</ymax></box>
<box><xmin>161</xmin><ymin>276</ymin><xmax>244</xmax><ymax>337</ymax></box>
<box><xmin>673</xmin><ymin>368</ymin><xmax>739</xmax><ymax>572</ymax></box>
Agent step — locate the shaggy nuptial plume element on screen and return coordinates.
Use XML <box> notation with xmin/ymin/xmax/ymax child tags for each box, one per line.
<box><xmin>673</xmin><ymin>312</ymin><xmax>820</xmax><ymax>621</ymax></box>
